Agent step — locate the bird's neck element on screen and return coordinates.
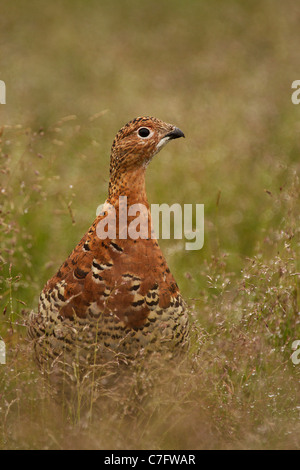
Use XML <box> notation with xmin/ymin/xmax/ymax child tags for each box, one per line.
<box><xmin>106</xmin><ymin>167</ymin><xmax>154</xmax><ymax>241</ymax></box>
<box><xmin>108</xmin><ymin>166</ymin><xmax>149</xmax><ymax>208</ymax></box>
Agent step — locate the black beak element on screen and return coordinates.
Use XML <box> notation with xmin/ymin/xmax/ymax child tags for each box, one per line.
<box><xmin>165</xmin><ymin>127</ymin><xmax>185</xmax><ymax>140</ymax></box>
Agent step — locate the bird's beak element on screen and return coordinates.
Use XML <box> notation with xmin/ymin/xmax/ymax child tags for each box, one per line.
<box><xmin>164</xmin><ymin>127</ymin><xmax>185</xmax><ymax>140</ymax></box>
<box><xmin>155</xmin><ymin>125</ymin><xmax>185</xmax><ymax>154</ymax></box>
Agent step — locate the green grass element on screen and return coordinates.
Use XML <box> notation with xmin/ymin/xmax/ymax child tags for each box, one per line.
<box><xmin>0</xmin><ymin>0</ymin><xmax>299</xmax><ymax>449</ymax></box>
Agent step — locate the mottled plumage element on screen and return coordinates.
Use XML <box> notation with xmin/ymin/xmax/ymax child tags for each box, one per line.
<box><xmin>28</xmin><ymin>117</ymin><xmax>189</xmax><ymax>373</ymax></box>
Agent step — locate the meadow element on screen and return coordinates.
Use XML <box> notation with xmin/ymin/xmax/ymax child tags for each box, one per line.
<box><xmin>0</xmin><ymin>0</ymin><xmax>299</xmax><ymax>449</ymax></box>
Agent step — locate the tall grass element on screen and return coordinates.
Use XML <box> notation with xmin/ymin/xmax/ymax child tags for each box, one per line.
<box><xmin>0</xmin><ymin>0</ymin><xmax>299</xmax><ymax>449</ymax></box>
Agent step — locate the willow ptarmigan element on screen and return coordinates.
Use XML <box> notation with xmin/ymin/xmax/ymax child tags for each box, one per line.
<box><xmin>29</xmin><ymin>116</ymin><xmax>189</xmax><ymax>371</ymax></box>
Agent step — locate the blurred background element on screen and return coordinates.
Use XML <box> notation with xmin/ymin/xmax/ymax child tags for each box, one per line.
<box><xmin>0</xmin><ymin>0</ymin><xmax>299</xmax><ymax>449</ymax></box>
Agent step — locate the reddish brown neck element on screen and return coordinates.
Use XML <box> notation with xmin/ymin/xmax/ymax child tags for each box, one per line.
<box><xmin>107</xmin><ymin>167</ymin><xmax>153</xmax><ymax>241</ymax></box>
<box><xmin>108</xmin><ymin>166</ymin><xmax>149</xmax><ymax>207</ymax></box>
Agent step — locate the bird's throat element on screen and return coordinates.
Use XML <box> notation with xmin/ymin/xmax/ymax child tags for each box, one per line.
<box><xmin>108</xmin><ymin>166</ymin><xmax>149</xmax><ymax>207</ymax></box>
<box><xmin>106</xmin><ymin>166</ymin><xmax>153</xmax><ymax>241</ymax></box>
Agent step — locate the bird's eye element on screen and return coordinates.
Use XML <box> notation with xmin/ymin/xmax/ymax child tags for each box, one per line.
<box><xmin>138</xmin><ymin>127</ymin><xmax>151</xmax><ymax>138</ymax></box>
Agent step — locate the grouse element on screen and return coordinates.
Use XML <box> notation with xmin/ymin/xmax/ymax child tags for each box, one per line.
<box><xmin>29</xmin><ymin>117</ymin><xmax>189</xmax><ymax>371</ymax></box>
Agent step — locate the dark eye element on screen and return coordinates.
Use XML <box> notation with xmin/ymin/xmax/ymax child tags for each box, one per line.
<box><xmin>138</xmin><ymin>127</ymin><xmax>150</xmax><ymax>138</ymax></box>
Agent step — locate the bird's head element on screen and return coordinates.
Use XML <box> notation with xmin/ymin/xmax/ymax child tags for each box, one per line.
<box><xmin>109</xmin><ymin>116</ymin><xmax>185</xmax><ymax>176</ymax></box>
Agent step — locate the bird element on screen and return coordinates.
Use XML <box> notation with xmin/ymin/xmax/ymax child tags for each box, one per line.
<box><xmin>29</xmin><ymin>116</ymin><xmax>189</xmax><ymax>375</ymax></box>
